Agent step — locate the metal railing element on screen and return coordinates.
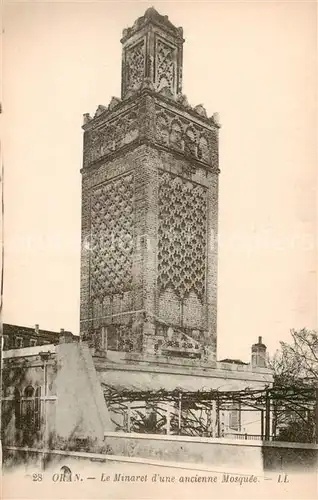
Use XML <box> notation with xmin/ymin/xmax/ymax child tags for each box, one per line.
<box><xmin>225</xmin><ymin>432</ymin><xmax>263</xmax><ymax>441</ymax></box>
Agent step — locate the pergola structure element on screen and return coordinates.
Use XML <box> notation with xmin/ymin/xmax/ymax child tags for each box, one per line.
<box><xmin>103</xmin><ymin>384</ymin><xmax>318</xmax><ymax>443</ymax></box>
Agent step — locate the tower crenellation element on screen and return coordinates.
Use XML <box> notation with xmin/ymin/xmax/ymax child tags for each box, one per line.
<box><xmin>80</xmin><ymin>8</ymin><xmax>220</xmax><ymax>364</ymax></box>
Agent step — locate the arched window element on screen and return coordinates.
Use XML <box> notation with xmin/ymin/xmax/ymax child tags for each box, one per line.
<box><xmin>184</xmin><ymin>127</ymin><xmax>197</xmax><ymax>157</ymax></box>
<box><xmin>15</xmin><ymin>385</ymin><xmax>42</xmax><ymax>445</ymax></box>
<box><xmin>126</xmin><ymin>112</ymin><xmax>138</xmax><ymax>142</ymax></box>
<box><xmin>156</xmin><ymin>114</ymin><xmax>169</xmax><ymax>145</ymax></box>
<box><xmin>24</xmin><ymin>385</ymin><xmax>34</xmax><ymax>398</ymax></box>
<box><xmin>23</xmin><ymin>386</ymin><xmax>35</xmax><ymax>435</ymax></box>
<box><xmin>14</xmin><ymin>388</ymin><xmax>22</xmax><ymax>430</ymax></box>
<box><xmin>198</xmin><ymin>136</ymin><xmax>210</xmax><ymax>163</ymax></box>
<box><xmin>170</xmin><ymin>120</ymin><xmax>183</xmax><ymax>150</ymax></box>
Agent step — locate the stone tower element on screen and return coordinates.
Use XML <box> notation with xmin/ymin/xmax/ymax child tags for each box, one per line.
<box><xmin>80</xmin><ymin>8</ymin><xmax>220</xmax><ymax>362</ymax></box>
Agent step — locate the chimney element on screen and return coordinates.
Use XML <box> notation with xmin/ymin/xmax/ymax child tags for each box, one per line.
<box><xmin>59</xmin><ymin>329</ymin><xmax>74</xmax><ymax>344</ymax></box>
<box><xmin>251</xmin><ymin>336</ymin><xmax>267</xmax><ymax>368</ymax></box>
<box><xmin>35</xmin><ymin>324</ymin><xmax>39</xmax><ymax>335</ymax></box>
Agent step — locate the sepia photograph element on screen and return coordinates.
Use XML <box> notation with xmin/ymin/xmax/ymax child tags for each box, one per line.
<box><xmin>0</xmin><ymin>1</ymin><xmax>317</xmax><ymax>499</ymax></box>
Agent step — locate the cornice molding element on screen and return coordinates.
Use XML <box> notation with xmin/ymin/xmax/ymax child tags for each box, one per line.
<box><xmin>81</xmin><ymin>138</ymin><xmax>220</xmax><ymax>176</ymax></box>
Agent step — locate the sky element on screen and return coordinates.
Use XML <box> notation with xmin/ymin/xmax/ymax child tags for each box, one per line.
<box><xmin>2</xmin><ymin>1</ymin><xmax>317</xmax><ymax>361</ymax></box>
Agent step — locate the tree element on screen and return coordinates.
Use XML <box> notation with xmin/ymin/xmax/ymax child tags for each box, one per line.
<box><xmin>270</xmin><ymin>328</ymin><xmax>318</xmax><ymax>386</ymax></box>
<box><xmin>269</xmin><ymin>328</ymin><xmax>318</xmax><ymax>442</ymax></box>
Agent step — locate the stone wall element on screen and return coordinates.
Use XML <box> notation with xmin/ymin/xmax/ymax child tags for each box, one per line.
<box><xmin>262</xmin><ymin>441</ymin><xmax>318</xmax><ymax>472</ymax></box>
<box><xmin>4</xmin><ymin>435</ymin><xmax>317</xmax><ymax>475</ymax></box>
<box><xmin>54</xmin><ymin>343</ymin><xmax>113</xmax><ymax>442</ymax></box>
<box><xmin>103</xmin><ymin>433</ymin><xmax>263</xmax><ymax>473</ymax></box>
<box><xmin>102</xmin><ymin>432</ymin><xmax>318</xmax><ymax>473</ymax></box>
<box><xmin>2</xmin><ymin>342</ymin><xmax>113</xmax><ymax>448</ymax></box>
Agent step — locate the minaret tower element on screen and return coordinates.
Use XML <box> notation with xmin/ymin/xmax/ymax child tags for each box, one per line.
<box><xmin>80</xmin><ymin>8</ymin><xmax>220</xmax><ymax>362</ymax></box>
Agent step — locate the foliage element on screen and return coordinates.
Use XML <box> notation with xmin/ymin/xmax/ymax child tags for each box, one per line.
<box><xmin>269</xmin><ymin>328</ymin><xmax>317</xmax><ymax>443</ymax></box>
<box><xmin>269</xmin><ymin>328</ymin><xmax>318</xmax><ymax>387</ymax></box>
<box><xmin>274</xmin><ymin>413</ymin><xmax>315</xmax><ymax>443</ymax></box>
<box><xmin>130</xmin><ymin>410</ymin><xmax>167</xmax><ymax>434</ymax></box>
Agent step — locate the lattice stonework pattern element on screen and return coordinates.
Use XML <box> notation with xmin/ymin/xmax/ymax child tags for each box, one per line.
<box><xmin>158</xmin><ymin>171</ymin><xmax>207</xmax><ymax>301</ymax></box>
<box><xmin>125</xmin><ymin>41</ymin><xmax>145</xmax><ymax>91</ymax></box>
<box><xmin>90</xmin><ymin>173</ymin><xmax>134</xmax><ymax>298</ymax></box>
<box><xmin>155</xmin><ymin>39</ymin><xmax>176</xmax><ymax>93</ymax></box>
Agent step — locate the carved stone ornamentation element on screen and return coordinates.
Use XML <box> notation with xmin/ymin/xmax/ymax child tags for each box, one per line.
<box><xmin>154</xmin><ymin>109</ymin><xmax>212</xmax><ymax>164</ymax></box>
<box><xmin>121</xmin><ymin>7</ymin><xmax>184</xmax><ymax>43</ymax></box>
<box><xmin>125</xmin><ymin>112</ymin><xmax>139</xmax><ymax>143</ymax></box>
<box><xmin>156</xmin><ymin>113</ymin><xmax>170</xmax><ymax>145</ymax></box>
<box><xmin>125</xmin><ymin>41</ymin><xmax>145</xmax><ymax>91</ymax></box>
<box><xmin>157</xmin><ymin>171</ymin><xmax>207</xmax><ymax>301</ymax></box>
<box><xmin>140</xmin><ymin>77</ymin><xmax>155</xmax><ymax>91</ymax></box>
<box><xmin>193</xmin><ymin>104</ymin><xmax>208</xmax><ymax>118</ymax></box>
<box><xmin>176</xmin><ymin>94</ymin><xmax>190</xmax><ymax>108</ymax></box>
<box><xmin>83</xmin><ymin>113</ymin><xmax>92</xmax><ymax>125</ymax></box>
<box><xmin>155</xmin><ymin>39</ymin><xmax>176</xmax><ymax>94</ymax></box>
<box><xmin>197</xmin><ymin>135</ymin><xmax>210</xmax><ymax>162</ymax></box>
<box><xmin>108</xmin><ymin>97</ymin><xmax>121</xmax><ymax>111</ymax></box>
<box><xmin>84</xmin><ymin>110</ymin><xmax>139</xmax><ymax>166</ymax></box>
<box><xmin>155</xmin><ymin>324</ymin><xmax>202</xmax><ymax>357</ymax></box>
<box><xmin>158</xmin><ymin>86</ymin><xmax>175</xmax><ymax>99</ymax></box>
<box><xmin>94</xmin><ymin>105</ymin><xmax>108</xmax><ymax>117</ymax></box>
<box><xmin>107</xmin><ymin>324</ymin><xmax>143</xmax><ymax>353</ymax></box>
<box><xmin>211</xmin><ymin>112</ymin><xmax>221</xmax><ymax>127</ymax></box>
<box><xmin>170</xmin><ymin>120</ymin><xmax>183</xmax><ymax>150</ymax></box>
<box><xmin>90</xmin><ymin>173</ymin><xmax>134</xmax><ymax>299</ymax></box>
<box><xmin>184</xmin><ymin>126</ymin><xmax>197</xmax><ymax>157</ymax></box>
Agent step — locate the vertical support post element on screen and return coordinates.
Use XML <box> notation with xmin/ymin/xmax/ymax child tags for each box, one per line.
<box><xmin>238</xmin><ymin>401</ymin><xmax>242</xmax><ymax>432</ymax></box>
<box><xmin>272</xmin><ymin>401</ymin><xmax>277</xmax><ymax>439</ymax></box>
<box><xmin>265</xmin><ymin>389</ymin><xmax>270</xmax><ymax>441</ymax></box>
<box><xmin>178</xmin><ymin>393</ymin><xmax>182</xmax><ymax>435</ymax></box>
<box><xmin>261</xmin><ymin>409</ymin><xmax>264</xmax><ymax>440</ymax></box>
<box><xmin>166</xmin><ymin>404</ymin><xmax>171</xmax><ymax>435</ymax></box>
<box><xmin>127</xmin><ymin>402</ymin><xmax>131</xmax><ymax>433</ymax></box>
<box><xmin>206</xmin><ymin>406</ymin><xmax>212</xmax><ymax>437</ymax></box>
<box><xmin>211</xmin><ymin>400</ymin><xmax>216</xmax><ymax>437</ymax></box>
<box><xmin>216</xmin><ymin>395</ymin><xmax>220</xmax><ymax>438</ymax></box>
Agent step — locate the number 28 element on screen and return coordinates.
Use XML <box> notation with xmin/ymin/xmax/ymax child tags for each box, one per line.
<box><xmin>32</xmin><ymin>473</ymin><xmax>43</xmax><ymax>482</ymax></box>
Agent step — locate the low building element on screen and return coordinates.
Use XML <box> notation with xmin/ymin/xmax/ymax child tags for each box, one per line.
<box><xmin>1</xmin><ymin>340</ymin><xmax>111</xmax><ymax>449</ymax></box>
<box><xmin>2</xmin><ymin>323</ymin><xmax>77</xmax><ymax>350</ymax></box>
<box><xmin>1</xmin><ymin>335</ymin><xmax>273</xmax><ymax>450</ymax></box>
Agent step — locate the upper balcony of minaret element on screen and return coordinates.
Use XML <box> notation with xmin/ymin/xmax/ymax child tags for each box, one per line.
<box><xmin>81</xmin><ymin>8</ymin><xmax>220</xmax><ymax>173</ymax></box>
